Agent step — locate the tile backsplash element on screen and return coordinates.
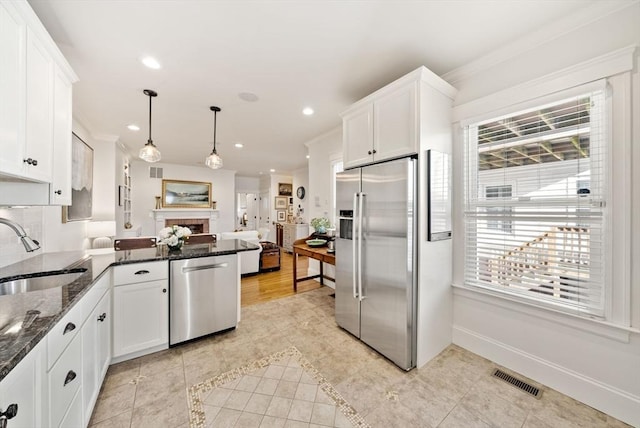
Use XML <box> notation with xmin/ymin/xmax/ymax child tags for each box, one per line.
<box><xmin>0</xmin><ymin>207</ymin><xmax>44</xmax><ymax>268</ymax></box>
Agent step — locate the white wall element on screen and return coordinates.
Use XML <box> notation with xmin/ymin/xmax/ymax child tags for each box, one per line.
<box><xmin>292</xmin><ymin>166</ymin><xmax>309</xmax><ymax>223</ymax></box>
<box><xmin>306</xmin><ymin>127</ymin><xmax>342</xmax><ymax>224</ymax></box>
<box><xmin>447</xmin><ymin>3</ymin><xmax>640</xmax><ymax>425</ymax></box>
<box><xmin>306</xmin><ymin>127</ymin><xmax>342</xmax><ymax>283</ymax></box>
<box><xmin>129</xmin><ymin>161</ymin><xmax>236</xmax><ymax>236</ymax></box>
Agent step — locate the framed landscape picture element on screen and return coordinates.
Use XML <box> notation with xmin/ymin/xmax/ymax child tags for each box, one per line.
<box><xmin>275</xmin><ymin>196</ymin><xmax>287</xmax><ymax>209</ymax></box>
<box><xmin>162</xmin><ymin>179</ymin><xmax>212</xmax><ymax>208</ymax></box>
<box><xmin>62</xmin><ymin>133</ymin><xmax>93</xmax><ymax>222</ymax></box>
<box><xmin>278</xmin><ymin>183</ymin><xmax>292</xmax><ymax>196</ymax></box>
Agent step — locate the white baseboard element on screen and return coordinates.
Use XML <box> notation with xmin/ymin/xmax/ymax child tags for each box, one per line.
<box><xmin>453</xmin><ymin>325</ymin><xmax>640</xmax><ymax>427</ymax></box>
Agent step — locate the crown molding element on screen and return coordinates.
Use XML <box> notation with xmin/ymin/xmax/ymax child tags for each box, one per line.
<box><xmin>442</xmin><ymin>0</ymin><xmax>639</xmax><ymax>85</ymax></box>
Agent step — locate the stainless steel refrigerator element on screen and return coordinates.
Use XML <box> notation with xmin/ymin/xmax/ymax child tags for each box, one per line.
<box><xmin>335</xmin><ymin>156</ymin><xmax>417</xmax><ymax>370</ymax></box>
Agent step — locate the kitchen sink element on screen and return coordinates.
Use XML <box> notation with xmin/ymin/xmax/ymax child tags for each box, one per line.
<box><xmin>0</xmin><ymin>269</ymin><xmax>87</xmax><ymax>296</ymax></box>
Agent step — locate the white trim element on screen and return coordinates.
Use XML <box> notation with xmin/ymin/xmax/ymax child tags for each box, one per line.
<box><xmin>442</xmin><ymin>1</ymin><xmax>638</xmax><ymax>85</ymax></box>
<box><xmin>452</xmin><ymin>324</ymin><xmax>640</xmax><ymax>427</ymax></box>
<box><xmin>453</xmin><ymin>46</ymin><xmax>636</xmax><ymax>123</ymax></box>
<box><xmin>304</xmin><ymin>126</ymin><xmax>341</xmax><ymax>148</ymax></box>
<box><xmin>452</xmin><ymin>284</ymin><xmax>637</xmax><ymax>341</ymax></box>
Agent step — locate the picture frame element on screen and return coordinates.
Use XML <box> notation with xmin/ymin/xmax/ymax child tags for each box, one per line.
<box><xmin>162</xmin><ymin>179</ymin><xmax>212</xmax><ymax>208</ymax></box>
<box><xmin>287</xmin><ymin>214</ymin><xmax>294</xmax><ymax>223</ymax></box>
<box><xmin>287</xmin><ymin>205</ymin><xmax>294</xmax><ymax>214</ymax></box>
<box><xmin>278</xmin><ymin>183</ymin><xmax>292</xmax><ymax>196</ymax></box>
<box><xmin>62</xmin><ymin>133</ymin><xmax>93</xmax><ymax>223</ymax></box>
<box><xmin>288</xmin><ymin>197</ymin><xmax>294</xmax><ymax>205</ymax></box>
<box><xmin>275</xmin><ymin>196</ymin><xmax>287</xmax><ymax>209</ymax></box>
<box><xmin>277</xmin><ymin>210</ymin><xmax>286</xmax><ymax>221</ymax></box>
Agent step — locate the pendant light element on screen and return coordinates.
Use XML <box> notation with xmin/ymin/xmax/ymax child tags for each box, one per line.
<box><xmin>205</xmin><ymin>106</ymin><xmax>223</xmax><ymax>169</ymax></box>
<box><xmin>139</xmin><ymin>89</ymin><xmax>161</xmax><ymax>162</ymax></box>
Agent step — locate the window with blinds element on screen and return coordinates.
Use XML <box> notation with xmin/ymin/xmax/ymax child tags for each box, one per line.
<box><xmin>463</xmin><ymin>88</ymin><xmax>606</xmax><ymax>317</ymax></box>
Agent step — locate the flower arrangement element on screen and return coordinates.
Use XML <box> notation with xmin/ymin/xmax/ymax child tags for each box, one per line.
<box><xmin>310</xmin><ymin>217</ymin><xmax>331</xmax><ymax>233</ymax></box>
<box><xmin>159</xmin><ymin>225</ymin><xmax>192</xmax><ymax>250</ymax></box>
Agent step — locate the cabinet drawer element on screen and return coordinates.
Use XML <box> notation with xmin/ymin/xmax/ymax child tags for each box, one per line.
<box><xmin>80</xmin><ymin>270</ymin><xmax>111</xmax><ymax>321</ymax></box>
<box><xmin>47</xmin><ymin>299</ymin><xmax>83</xmax><ymax>370</ymax></box>
<box><xmin>49</xmin><ymin>333</ymin><xmax>81</xmax><ymax>428</ymax></box>
<box><xmin>113</xmin><ymin>261</ymin><xmax>167</xmax><ymax>286</ymax></box>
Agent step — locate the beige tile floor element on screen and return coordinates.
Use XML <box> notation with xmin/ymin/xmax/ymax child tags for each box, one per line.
<box><xmin>89</xmin><ymin>286</ymin><xmax>630</xmax><ymax>428</ymax></box>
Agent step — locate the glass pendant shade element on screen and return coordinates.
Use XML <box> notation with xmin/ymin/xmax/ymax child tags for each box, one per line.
<box><xmin>205</xmin><ymin>149</ymin><xmax>223</xmax><ymax>169</ymax></box>
<box><xmin>139</xmin><ymin>89</ymin><xmax>160</xmax><ymax>163</ymax></box>
<box><xmin>206</xmin><ymin>106</ymin><xmax>223</xmax><ymax>169</ymax></box>
<box><xmin>139</xmin><ymin>141</ymin><xmax>161</xmax><ymax>162</ymax></box>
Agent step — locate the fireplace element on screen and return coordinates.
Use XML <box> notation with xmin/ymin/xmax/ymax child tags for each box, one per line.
<box><xmin>165</xmin><ymin>218</ymin><xmax>208</xmax><ymax>234</ymax></box>
<box><xmin>152</xmin><ymin>209</ymin><xmax>219</xmax><ymax>236</ymax></box>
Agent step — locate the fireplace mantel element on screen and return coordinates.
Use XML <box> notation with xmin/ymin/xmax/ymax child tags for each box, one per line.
<box><xmin>152</xmin><ymin>209</ymin><xmax>220</xmax><ymax>236</ymax></box>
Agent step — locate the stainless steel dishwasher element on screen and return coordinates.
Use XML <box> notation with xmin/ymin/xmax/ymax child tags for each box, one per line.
<box><xmin>169</xmin><ymin>254</ymin><xmax>237</xmax><ymax>345</ymax></box>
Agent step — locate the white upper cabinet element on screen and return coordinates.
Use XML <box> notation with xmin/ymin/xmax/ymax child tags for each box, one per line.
<box><xmin>51</xmin><ymin>66</ymin><xmax>73</xmax><ymax>205</ymax></box>
<box><xmin>0</xmin><ymin>2</ymin><xmax>26</xmax><ymax>177</ymax></box>
<box><xmin>0</xmin><ymin>1</ymin><xmax>77</xmax><ymax>192</ymax></box>
<box><xmin>24</xmin><ymin>27</ymin><xmax>53</xmax><ymax>182</ymax></box>
<box><xmin>342</xmin><ymin>104</ymin><xmax>374</xmax><ymax>169</ymax></box>
<box><xmin>342</xmin><ymin>67</ymin><xmax>456</xmax><ymax>169</ymax></box>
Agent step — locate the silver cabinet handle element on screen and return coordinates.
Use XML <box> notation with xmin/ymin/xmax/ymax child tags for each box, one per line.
<box><xmin>134</xmin><ymin>270</ymin><xmax>150</xmax><ymax>275</ymax></box>
<box><xmin>182</xmin><ymin>263</ymin><xmax>228</xmax><ymax>274</ymax></box>
<box><xmin>64</xmin><ymin>370</ymin><xmax>77</xmax><ymax>386</ymax></box>
<box><xmin>63</xmin><ymin>322</ymin><xmax>76</xmax><ymax>335</ymax></box>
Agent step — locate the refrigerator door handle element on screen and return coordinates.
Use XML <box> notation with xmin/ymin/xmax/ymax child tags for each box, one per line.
<box><xmin>358</xmin><ymin>192</ymin><xmax>365</xmax><ymax>301</ymax></box>
<box><xmin>352</xmin><ymin>192</ymin><xmax>359</xmax><ymax>299</ymax></box>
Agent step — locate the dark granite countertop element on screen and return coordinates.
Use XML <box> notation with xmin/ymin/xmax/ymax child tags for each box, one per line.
<box><xmin>0</xmin><ymin>240</ymin><xmax>258</xmax><ymax>382</ymax></box>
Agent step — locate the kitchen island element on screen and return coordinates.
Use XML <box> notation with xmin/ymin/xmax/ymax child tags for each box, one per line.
<box><xmin>0</xmin><ymin>239</ymin><xmax>258</xmax><ymax>382</ymax></box>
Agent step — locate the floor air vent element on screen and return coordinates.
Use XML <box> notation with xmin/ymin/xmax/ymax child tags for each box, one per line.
<box><xmin>492</xmin><ymin>369</ymin><xmax>542</xmax><ymax>398</ymax></box>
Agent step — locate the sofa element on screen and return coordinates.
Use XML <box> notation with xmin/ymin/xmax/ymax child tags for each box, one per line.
<box><xmin>217</xmin><ymin>230</ymin><xmax>262</xmax><ymax>275</ymax></box>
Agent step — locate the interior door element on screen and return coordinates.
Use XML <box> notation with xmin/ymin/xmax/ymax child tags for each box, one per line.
<box><xmin>359</xmin><ymin>157</ymin><xmax>416</xmax><ymax>369</ymax></box>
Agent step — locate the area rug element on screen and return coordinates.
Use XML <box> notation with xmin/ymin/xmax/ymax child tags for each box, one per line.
<box><xmin>187</xmin><ymin>346</ymin><xmax>369</xmax><ymax>427</ymax></box>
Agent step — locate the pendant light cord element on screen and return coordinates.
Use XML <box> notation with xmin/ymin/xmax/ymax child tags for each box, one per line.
<box><xmin>213</xmin><ymin>109</ymin><xmax>217</xmax><ymax>152</ymax></box>
<box><xmin>148</xmin><ymin>93</ymin><xmax>153</xmax><ymax>143</ymax></box>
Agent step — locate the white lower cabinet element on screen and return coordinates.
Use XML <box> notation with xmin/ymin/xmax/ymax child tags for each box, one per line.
<box><xmin>48</xmin><ymin>333</ymin><xmax>82</xmax><ymax>427</ymax></box>
<box><xmin>81</xmin><ymin>290</ymin><xmax>110</xmax><ymax>426</ymax></box>
<box><xmin>0</xmin><ymin>341</ymin><xmax>44</xmax><ymax>428</ymax></box>
<box><xmin>112</xmin><ymin>262</ymin><xmax>168</xmax><ymax>362</ymax></box>
<box><xmin>113</xmin><ymin>280</ymin><xmax>168</xmax><ymax>360</ymax></box>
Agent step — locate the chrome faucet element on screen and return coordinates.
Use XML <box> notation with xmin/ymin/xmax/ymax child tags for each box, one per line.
<box><xmin>0</xmin><ymin>218</ymin><xmax>40</xmax><ymax>252</ymax></box>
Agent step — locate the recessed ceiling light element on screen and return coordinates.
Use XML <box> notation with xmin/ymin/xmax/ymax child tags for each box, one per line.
<box><xmin>238</xmin><ymin>92</ymin><xmax>259</xmax><ymax>102</ymax></box>
<box><xmin>234</xmin><ymin>143</ymin><xmax>244</xmax><ymax>148</ymax></box>
<box><xmin>127</xmin><ymin>124</ymin><xmax>140</xmax><ymax>131</ymax></box>
<box><xmin>141</xmin><ymin>56</ymin><xmax>161</xmax><ymax>70</ymax></box>
<box><xmin>270</xmin><ymin>169</ymin><xmax>275</xmax><ymax>173</ymax></box>
<box><xmin>306</xmin><ymin>155</ymin><xmax>310</xmax><ymax>159</ymax></box>
<box><xmin>302</xmin><ymin>107</ymin><xmax>314</xmax><ymax>116</ymax></box>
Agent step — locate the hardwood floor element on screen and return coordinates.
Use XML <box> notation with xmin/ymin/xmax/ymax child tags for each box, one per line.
<box><xmin>241</xmin><ymin>248</ymin><xmax>323</xmax><ymax>306</ymax></box>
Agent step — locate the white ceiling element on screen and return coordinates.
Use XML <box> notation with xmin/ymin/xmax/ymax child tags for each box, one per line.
<box><xmin>29</xmin><ymin>0</ymin><xmax>598</xmax><ymax>177</ymax></box>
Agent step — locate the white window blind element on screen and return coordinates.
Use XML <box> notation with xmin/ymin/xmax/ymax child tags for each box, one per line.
<box><xmin>464</xmin><ymin>88</ymin><xmax>606</xmax><ymax>317</ymax></box>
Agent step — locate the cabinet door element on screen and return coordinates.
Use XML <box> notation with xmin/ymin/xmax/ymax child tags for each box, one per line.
<box><xmin>113</xmin><ymin>280</ymin><xmax>168</xmax><ymax>358</ymax></box>
<box><xmin>343</xmin><ymin>104</ymin><xmax>374</xmax><ymax>169</ymax></box>
<box><xmin>0</xmin><ymin>342</ymin><xmax>43</xmax><ymax>428</ymax></box>
<box><xmin>0</xmin><ymin>2</ymin><xmax>26</xmax><ymax>178</ymax></box>
<box><xmin>82</xmin><ymin>290</ymin><xmax>110</xmax><ymax>426</ymax></box>
<box><xmin>373</xmin><ymin>81</ymin><xmax>418</xmax><ymax>161</ymax></box>
<box><xmin>24</xmin><ymin>28</ymin><xmax>53</xmax><ymax>182</ymax></box>
<box><xmin>50</xmin><ymin>65</ymin><xmax>72</xmax><ymax>205</ymax></box>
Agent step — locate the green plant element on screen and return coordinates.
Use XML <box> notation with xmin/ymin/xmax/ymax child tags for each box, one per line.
<box><xmin>310</xmin><ymin>217</ymin><xmax>331</xmax><ymax>231</ymax></box>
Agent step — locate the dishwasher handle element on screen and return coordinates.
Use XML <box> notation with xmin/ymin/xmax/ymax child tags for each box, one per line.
<box><xmin>181</xmin><ymin>263</ymin><xmax>229</xmax><ymax>274</ymax></box>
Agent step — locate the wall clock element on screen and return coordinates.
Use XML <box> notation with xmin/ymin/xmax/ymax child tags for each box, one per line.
<box><xmin>296</xmin><ymin>186</ymin><xmax>306</xmax><ymax>199</ymax></box>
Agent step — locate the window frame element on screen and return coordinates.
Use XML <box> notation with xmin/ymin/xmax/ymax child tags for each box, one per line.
<box><xmin>463</xmin><ymin>85</ymin><xmax>608</xmax><ymax>319</ymax></box>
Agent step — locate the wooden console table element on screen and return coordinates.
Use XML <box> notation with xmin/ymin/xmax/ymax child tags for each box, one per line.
<box><xmin>292</xmin><ymin>237</ymin><xmax>335</xmax><ymax>291</ymax></box>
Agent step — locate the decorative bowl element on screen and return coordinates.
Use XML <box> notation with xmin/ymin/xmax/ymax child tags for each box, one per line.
<box><xmin>306</xmin><ymin>239</ymin><xmax>327</xmax><ymax>248</ymax></box>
